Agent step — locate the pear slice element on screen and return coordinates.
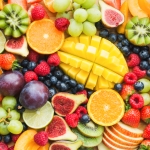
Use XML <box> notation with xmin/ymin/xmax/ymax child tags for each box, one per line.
<box><xmin>51</xmin><ymin>92</ymin><xmax>87</xmax><ymax>116</ymax></box>
<box><xmin>49</xmin><ymin>140</ymin><xmax>82</xmax><ymax>150</ymax></box>
<box><xmin>45</xmin><ymin>115</ymin><xmax>77</xmax><ymax>141</ymax></box>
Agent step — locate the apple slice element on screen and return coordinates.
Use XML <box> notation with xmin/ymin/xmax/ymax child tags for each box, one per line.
<box><xmin>113</xmin><ymin>121</ymin><xmax>145</xmax><ymax>137</ymax></box>
<box><xmin>104</xmin><ymin>127</ymin><xmax>139</xmax><ymax>146</ymax></box>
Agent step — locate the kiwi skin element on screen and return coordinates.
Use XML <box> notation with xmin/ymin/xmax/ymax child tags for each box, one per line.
<box><xmin>125</xmin><ymin>16</ymin><xmax>150</xmax><ymax>46</ymax></box>
<box><xmin>77</xmin><ymin>121</ymin><xmax>104</xmax><ymax>137</ymax></box>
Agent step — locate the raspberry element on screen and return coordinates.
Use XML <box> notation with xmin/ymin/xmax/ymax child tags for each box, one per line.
<box><xmin>24</xmin><ymin>71</ymin><xmax>38</xmax><ymax>83</ymax></box>
<box><xmin>8</xmin><ymin>146</ymin><xmax>14</xmax><ymax>150</ymax></box>
<box><xmin>55</xmin><ymin>18</ymin><xmax>70</xmax><ymax>31</ymax></box>
<box><xmin>76</xmin><ymin>90</ymin><xmax>88</xmax><ymax>103</ymax></box>
<box><xmin>27</xmin><ymin>50</ymin><xmax>40</xmax><ymax>63</ymax></box>
<box><xmin>11</xmin><ymin>134</ymin><xmax>21</xmax><ymax>143</ymax></box>
<box><xmin>47</xmin><ymin>53</ymin><xmax>60</xmax><ymax>66</ymax></box>
<box><xmin>123</xmin><ymin>72</ymin><xmax>137</xmax><ymax>85</ymax></box>
<box><xmin>31</xmin><ymin>3</ymin><xmax>45</xmax><ymax>20</ymax></box>
<box><xmin>0</xmin><ymin>142</ymin><xmax>8</xmax><ymax>150</ymax></box>
<box><xmin>65</xmin><ymin>113</ymin><xmax>79</xmax><ymax>128</ymax></box>
<box><xmin>34</xmin><ymin>131</ymin><xmax>48</xmax><ymax>146</ymax></box>
<box><xmin>129</xmin><ymin>93</ymin><xmax>144</xmax><ymax>109</ymax></box>
<box><xmin>34</xmin><ymin>61</ymin><xmax>50</xmax><ymax>76</ymax></box>
<box><xmin>132</xmin><ymin>66</ymin><xmax>146</xmax><ymax>79</ymax></box>
<box><xmin>75</xmin><ymin>106</ymin><xmax>87</xmax><ymax>119</ymax></box>
<box><xmin>127</xmin><ymin>53</ymin><xmax>140</xmax><ymax>67</ymax></box>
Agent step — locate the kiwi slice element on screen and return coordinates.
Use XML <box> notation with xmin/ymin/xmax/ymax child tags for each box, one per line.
<box><xmin>77</xmin><ymin>121</ymin><xmax>104</xmax><ymax>137</ymax></box>
<box><xmin>72</xmin><ymin>128</ymin><xmax>102</xmax><ymax>147</ymax></box>
<box><xmin>125</xmin><ymin>16</ymin><xmax>150</xmax><ymax>46</ymax></box>
<box><xmin>0</xmin><ymin>3</ymin><xmax>30</xmax><ymax>38</ymax></box>
<box><xmin>78</xmin><ymin>146</ymin><xmax>94</xmax><ymax>150</ymax></box>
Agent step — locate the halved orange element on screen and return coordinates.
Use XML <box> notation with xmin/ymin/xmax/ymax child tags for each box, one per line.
<box><xmin>87</xmin><ymin>89</ymin><xmax>125</xmax><ymax>126</ymax></box>
<box><xmin>26</xmin><ymin>19</ymin><xmax>64</xmax><ymax>54</ymax></box>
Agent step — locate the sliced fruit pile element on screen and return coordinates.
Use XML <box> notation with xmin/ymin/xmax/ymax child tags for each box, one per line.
<box><xmin>0</xmin><ymin>0</ymin><xmax>150</xmax><ymax>150</ymax></box>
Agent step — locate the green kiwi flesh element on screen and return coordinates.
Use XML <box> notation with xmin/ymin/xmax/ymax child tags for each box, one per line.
<box><xmin>72</xmin><ymin>128</ymin><xmax>103</xmax><ymax>148</ymax></box>
<box><xmin>125</xmin><ymin>16</ymin><xmax>150</xmax><ymax>46</ymax></box>
<box><xmin>0</xmin><ymin>4</ymin><xmax>30</xmax><ymax>38</ymax></box>
<box><xmin>77</xmin><ymin>121</ymin><xmax>104</xmax><ymax>137</ymax></box>
<box><xmin>78</xmin><ymin>146</ymin><xmax>94</xmax><ymax>150</ymax></box>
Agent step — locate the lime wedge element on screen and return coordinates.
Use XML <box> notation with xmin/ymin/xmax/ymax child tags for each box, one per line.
<box><xmin>23</xmin><ymin>101</ymin><xmax>54</xmax><ymax>129</ymax></box>
<box><xmin>0</xmin><ymin>30</ymin><xmax>6</xmax><ymax>53</ymax></box>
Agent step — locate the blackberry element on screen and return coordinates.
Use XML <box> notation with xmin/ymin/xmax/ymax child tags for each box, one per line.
<box><xmin>80</xmin><ymin>114</ymin><xmax>90</xmax><ymax>124</ymax></box>
<box><xmin>27</xmin><ymin>61</ymin><xmax>37</xmax><ymax>71</ymax></box>
<box><xmin>3</xmin><ymin>134</ymin><xmax>12</xmax><ymax>144</ymax></box>
<box><xmin>114</xmin><ymin>83</ymin><xmax>123</xmax><ymax>92</ymax></box>
<box><xmin>69</xmin><ymin>79</ymin><xmax>77</xmax><ymax>87</ymax></box>
<box><xmin>108</xmin><ymin>33</ymin><xmax>117</xmax><ymax>43</ymax></box>
<box><xmin>134</xmin><ymin>81</ymin><xmax>144</xmax><ymax>92</ymax></box>
<box><xmin>49</xmin><ymin>87</ymin><xmax>57</xmax><ymax>99</ymax></box>
<box><xmin>77</xmin><ymin>84</ymin><xmax>84</xmax><ymax>91</ymax></box>
<box><xmin>99</xmin><ymin>29</ymin><xmax>109</xmax><ymax>38</ymax></box>
<box><xmin>50</xmin><ymin>76</ymin><xmax>58</xmax><ymax>85</ymax></box>
<box><xmin>121</xmin><ymin>39</ymin><xmax>130</xmax><ymax>46</ymax></box>
<box><xmin>44</xmin><ymin>80</ymin><xmax>51</xmax><ymax>88</ymax></box>
<box><xmin>139</xmin><ymin>50</ymin><xmax>149</xmax><ymax>60</ymax></box>
<box><xmin>132</xmin><ymin>46</ymin><xmax>140</xmax><ymax>54</ymax></box>
<box><xmin>120</xmin><ymin>46</ymin><xmax>131</xmax><ymax>57</ymax></box>
<box><xmin>20</xmin><ymin>59</ymin><xmax>29</xmax><ymax>67</ymax></box>
<box><xmin>117</xmin><ymin>34</ymin><xmax>125</xmax><ymax>41</ymax></box>
<box><xmin>139</xmin><ymin>61</ymin><xmax>149</xmax><ymax>70</ymax></box>
<box><xmin>53</xmin><ymin>69</ymin><xmax>64</xmax><ymax>79</ymax></box>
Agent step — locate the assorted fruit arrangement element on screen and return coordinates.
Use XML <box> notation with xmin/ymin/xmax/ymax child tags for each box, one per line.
<box><xmin>1</xmin><ymin>0</ymin><xmax>150</xmax><ymax>150</ymax></box>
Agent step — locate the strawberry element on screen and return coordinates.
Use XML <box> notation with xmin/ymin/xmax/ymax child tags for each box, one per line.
<box><xmin>120</xmin><ymin>84</ymin><xmax>135</xmax><ymax>100</ymax></box>
<box><xmin>8</xmin><ymin>0</ymin><xmax>27</xmax><ymax>10</ymax></box>
<box><xmin>27</xmin><ymin>0</ymin><xmax>42</xmax><ymax>4</ymax></box>
<box><xmin>143</xmin><ymin>124</ymin><xmax>150</xmax><ymax>139</ymax></box>
<box><xmin>0</xmin><ymin>53</ymin><xmax>20</xmax><ymax>70</ymax></box>
<box><xmin>103</xmin><ymin>0</ymin><xmax>121</xmax><ymax>10</ymax></box>
<box><xmin>141</xmin><ymin>106</ymin><xmax>150</xmax><ymax>124</ymax></box>
<box><xmin>139</xmin><ymin>139</ymin><xmax>150</xmax><ymax>150</ymax></box>
<box><xmin>121</xmin><ymin>108</ymin><xmax>140</xmax><ymax>128</ymax></box>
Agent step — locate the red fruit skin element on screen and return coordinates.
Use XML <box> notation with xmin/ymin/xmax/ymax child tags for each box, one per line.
<box><xmin>123</xmin><ymin>72</ymin><xmax>137</xmax><ymax>85</ymax></box>
<box><xmin>75</xmin><ymin>106</ymin><xmax>87</xmax><ymax>119</ymax></box>
<box><xmin>8</xmin><ymin>0</ymin><xmax>27</xmax><ymax>10</ymax></box>
<box><xmin>0</xmin><ymin>142</ymin><xmax>8</xmax><ymax>150</ymax></box>
<box><xmin>103</xmin><ymin>0</ymin><xmax>121</xmax><ymax>9</ymax></box>
<box><xmin>121</xmin><ymin>108</ymin><xmax>140</xmax><ymax>128</ymax></box>
<box><xmin>11</xmin><ymin>134</ymin><xmax>21</xmax><ymax>143</ymax></box>
<box><xmin>27</xmin><ymin>0</ymin><xmax>42</xmax><ymax>4</ymax></box>
<box><xmin>120</xmin><ymin>84</ymin><xmax>135</xmax><ymax>100</ymax></box>
<box><xmin>132</xmin><ymin>66</ymin><xmax>146</xmax><ymax>79</ymax></box>
<box><xmin>143</xmin><ymin>124</ymin><xmax>150</xmax><ymax>139</ymax></box>
<box><xmin>47</xmin><ymin>53</ymin><xmax>60</xmax><ymax>66</ymax></box>
<box><xmin>140</xmin><ymin>139</ymin><xmax>150</xmax><ymax>148</ymax></box>
<box><xmin>8</xmin><ymin>146</ymin><xmax>14</xmax><ymax>150</ymax></box>
<box><xmin>27</xmin><ymin>50</ymin><xmax>40</xmax><ymax>63</ymax></box>
<box><xmin>55</xmin><ymin>18</ymin><xmax>70</xmax><ymax>31</ymax></box>
<box><xmin>24</xmin><ymin>71</ymin><xmax>38</xmax><ymax>83</ymax></box>
<box><xmin>141</xmin><ymin>106</ymin><xmax>150</xmax><ymax>124</ymax></box>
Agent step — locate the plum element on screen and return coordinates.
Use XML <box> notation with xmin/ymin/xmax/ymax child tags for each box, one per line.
<box><xmin>19</xmin><ymin>80</ymin><xmax>49</xmax><ymax>109</ymax></box>
<box><xmin>0</xmin><ymin>71</ymin><xmax>25</xmax><ymax>96</ymax></box>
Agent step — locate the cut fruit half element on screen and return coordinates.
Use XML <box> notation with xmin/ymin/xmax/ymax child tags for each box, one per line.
<box><xmin>0</xmin><ymin>30</ymin><xmax>6</xmax><ymax>53</ymax></box>
<box><xmin>23</xmin><ymin>101</ymin><xmax>54</xmax><ymax>129</ymax></box>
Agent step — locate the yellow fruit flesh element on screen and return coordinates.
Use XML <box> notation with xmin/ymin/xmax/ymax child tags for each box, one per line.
<box><xmin>58</xmin><ymin>35</ymin><xmax>128</xmax><ymax>90</ymax></box>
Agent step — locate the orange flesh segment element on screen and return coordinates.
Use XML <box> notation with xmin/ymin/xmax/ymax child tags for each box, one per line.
<box><xmin>38</xmin><ymin>143</ymin><xmax>50</xmax><ymax>150</ymax></box>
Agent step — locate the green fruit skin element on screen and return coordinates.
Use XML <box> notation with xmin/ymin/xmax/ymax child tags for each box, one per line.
<box><xmin>8</xmin><ymin>110</ymin><xmax>20</xmax><ymax>121</ymax></box>
<box><xmin>139</xmin><ymin>78</ymin><xmax>150</xmax><ymax>93</ymax></box>
<box><xmin>141</xmin><ymin>93</ymin><xmax>150</xmax><ymax>106</ymax></box>
<box><xmin>0</xmin><ymin>107</ymin><xmax>7</xmax><ymax>119</ymax></box>
<box><xmin>0</xmin><ymin>122</ymin><xmax>10</xmax><ymax>135</ymax></box>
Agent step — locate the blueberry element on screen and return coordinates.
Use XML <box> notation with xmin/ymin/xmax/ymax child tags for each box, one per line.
<box><xmin>70</xmin><ymin>86</ymin><xmax>78</xmax><ymax>94</ymax></box>
<box><xmin>44</xmin><ymin>80</ymin><xmax>51</xmax><ymax>88</ymax></box>
<box><xmin>50</xmin><ymin>66</ymin><xmax>56</xmax><ymax>72</ymax></box>
<box><xmin>116</xmin><ymin>42</ymin><xmax>122</xmax><ymax>49</ymax></box>
<box><xmin>16</xmin><ymin>103</ymin><xmax>25</xmax><ymax>113</ymax></box>
<box><xmin>134</xmin><ymin>81</ymin><xmax>144</xmax><ymax>92</ymax></box>
<box><xmin>60</xmin><ymin>82</ymin><xmax>68</xmax><ymax>91</ymax></box>
<box><xmin>62</xmin><ymin>75</ymin><xmax>70</xmax><ymax>82</ymax></box>
<box><xmin>69</xmin><ymin>79</ymin><xmax>77</xmax><ymax>87</ymax></box>
<box><xmin>120</xmin><ymin>46</ymin><xmax>131</xmax><ymax>57</ymax></box>
<box><xmin>49</xmin><ymin>87</ymin><xmax>57</xmax><ymax>99</ymax></box>
<box><xmin>87</xmin><ymin>89</ymin><xmax>94</xmax><ymax>98</ymax></box>
<box><xmin>139</xmin><ymin>50</ymin><xmax>149</xmax><ymax>60</ymax></box>
<box><xmin>108</xmin><ymin>33</ymin><xmax>117</xmax><ymax>43</ymax></box>
<box><xmin>3</xmin><ymin>134</ymin><xmax>12</xmax><ymax>144</ymax></box>
<box><xmin>146</xmin><ymin>69</ymin><xmax>150</xmax><ymax>77</ymax></box>
<box><xmin>80</xmin><ymin>114</ymin><xmax>90</xmax><ymax>124</ymax></box>
<box><xmin>117</xmin><ymin>34</ymin><xmax>125</xmax><ymax>41</ymax></box>
<box><xmin>132</xmin><ymin>46</ymin><xmax>140</xmax><ymax>54</ymax></box>
<box><xmin>50</xmin><ymin>76</ymin><xmax>58</xmax><ymax>85</ymax></box>
<box><xmin>121</xmin><ymin>39</ymin><xmax>130</xmax><ymax>46</ymax></box>
<box><xmin>114</xmin><ymin>83</ymin><xmax>123</xmax><ymax>92</ymax></box>
<box><xmin>22</xmin><ymin>122</ymin><xmax>28</xmax><ymax>131</ymax></box>
<box><xmin>20</xmin><ymin>59</ymin><xmax>29</xmax><ymax>67</ymax></box>
<box><xmin>95</xmin><ymin>21</ymin><xmax>104</xmax><ymax>30</ymax></box>
<box><xmin>21</xmin><ymin>68</ymin><xmax>28</xmax><ymax>74</ymax></box>
<box><xmin>0</xmin><ymin>135</ymin><xmax>2</xmax><ymax>141</ymax></box>
<box><xmin>53</xmin><ymin>69</ymin><xmax>64</xmax><ymax>79</ymax></box>
<box><xmin>38</xmin><ymin>76</ymin><xmax>45</xmax><ymax>81</ymax></box>
<box><xmin>139</xmin><ymin>61</ymin><xmax>149</xmax><ymax>70</ymax></box>
<box><xmin>56</xmin><ymin>80</ymin><xmax>61</xmax><ymax>89</ymax></box>
<box><xmin>27</xmin><ymin>61</ymin><xmax>37</xmax><ymax>70</ymax></box>
<box><xmin>140</xmin><ymin>46</ymin><xmax>149</xmax><ymax>51</ymax></box>
<box><xmin>77</xmin><ymin>84</ymin><xmax>84</xmax><ymax>91</ymax></box>
<box><xmin>99</xmin><ymin>29</ymin><xmax>109</xmax><ymax>38</ymax></box>
<box><xmin>45</xmin><ymin>73</ymin><xmax>52</xmax><ymax>80</ymax></box>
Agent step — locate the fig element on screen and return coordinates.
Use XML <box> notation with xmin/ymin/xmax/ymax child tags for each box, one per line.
<box><xmin>5</xmin><ymin>36</ymin><xmax>29</xmax><ymax>57</ymax></box>
<box><xmin>0</xmin><ymin>71</ymin><xmax>25</xmax><ymax>96</ymax></box>
<box><xmin>45</xmin><ymin>115</ymin><xmax>77</xmax><ymax>141</ymax></box>
<box><xmin>49</xmin><ymin>140</ymin><xmax>82</xmax><ymax>150</ymax></box>
<box><xmin>19</xmin><ymin>80</ymin><xmax>49</xmax><ymax>109</ymax></box>
<box><xmin>51</xmin><ymin>92</ymin><xmax>87</xmax><ymax>116</ymax></box>
<box><xmin>99</xmin><ymin>0</ymin><xmax>124</xmax><ymax>28</ymax></box>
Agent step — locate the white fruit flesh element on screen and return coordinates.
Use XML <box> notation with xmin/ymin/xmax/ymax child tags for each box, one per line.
<box><xmin>98</xmin><ymin>142</ymin><xmax>110</xmax><ymax>150</ymax></box>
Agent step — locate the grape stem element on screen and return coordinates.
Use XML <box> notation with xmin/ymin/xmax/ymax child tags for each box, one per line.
<box><xmin>0</xmin><ymin>108</ymin><xmax>12</xmax><ymax>124</ymax></box>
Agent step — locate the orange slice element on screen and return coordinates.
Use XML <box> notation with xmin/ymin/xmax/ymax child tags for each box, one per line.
<box><xmin>87</xmin><ymin>89</ymin><xmax>125</xmax><ymax>126</ymax></box>
<box><xmin>43</xmin><ymin>0</ymin><xmax>56</xmax><ymax>13</ymax></box>
<box><xmin>26</xmin><ymin>19</ymin><xmax>64</xmax><ymax>54</ymax></box>
<box><xmin>38</xmin><ymin>143</ymin><xmax>50</xmax><ymax>150</ymax></box>
<box><xmin>138</xmin><ymin>0</ymin><xmax>150</xmax><ymax>17</ymax></box>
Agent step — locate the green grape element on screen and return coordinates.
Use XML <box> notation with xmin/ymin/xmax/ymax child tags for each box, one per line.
<box><xmin>0</xmin><ymin>122</ymin><xmax>10</xmax><ymax>135</ymax></box>
<box><xmin>73</xmin><ymin>0</ymin><xmax>86</xmax><ymax>4</ymax></box>
<box><xmin>138</xmin><ymin>78</ymin><xmax>150</xmax><ymax>93</ymax></box>
<box><xmin>53</xmin><ymin>0</ymin><xmax>71</xmax><ymax>12</ymax></box>
<box><xmin>87</xmin><ymin>8</ymin><xmax>102</xmax><ymax>23</ymax></box>
<box><xmin>91</xmin><ymin>3</ymin><xmax>100</xmax><ymax>10</ymax></box>
<box><xmin>141</xmin><ymin>93</ymin><xmax>150</xmax><ymax>105</ymax></box>
<box><xmin>73</xmin><ymin>2</ymin><xmax>80</xmax><ymax>10</ymax></box>
<box><xmin>7</xmin><ymin>120</ymin><xmax>23</xmax><ymax>134</ymax></box>
<box><xmin>81</xmin><ymin>0</ymin><xmax>96</xmax><ymax>9</ymax></box>
<box><xmin>56</xmin><ymin>11</ymin><xmax>73</xmax><ymax>19</ymax></box>
<box><xmin>73</xmin><ymin>8</ymin><xmax>88</xmax><ymax>23</ymax></box>
<box><xmin>68</xmin><ymin>19</ymin><xmax>83</xmax><ymax>37</ymax></box>
<box><xmin>0</xmin><ymin>107</ymin><xmax>7</xmax><ymax>119</ymax></box>
<box><xmin>2</xmin><ymin>96</ymin><xmax>17</xmax><ymax>111</ymax></box>
<box><xmin>83</xmin><ymin>21</ymin><xmax>96</xmax><ymax>36</ymax></box>
<box><xmin>8</xmin><ymin>110</ymin><xmax>20</xmax><ymax>121</ymax></box>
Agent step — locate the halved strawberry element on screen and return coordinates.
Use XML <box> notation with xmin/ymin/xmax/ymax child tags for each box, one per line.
<box><xmin>8</xmin><ymin>0</ymin><xmax>27</xmax><ymax>10</ymax></box>
<box><xmin>103</xmin><ymin>0</ymin><xmax>121</xmax><ymax>10</ymax></box>
<box><xmin>27</xmin><ymin>0</ymin><xmax>42</xmax><ymax>4</ymax></box>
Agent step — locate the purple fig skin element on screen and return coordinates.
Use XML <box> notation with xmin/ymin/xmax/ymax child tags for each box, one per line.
<box><xmin>0</xmin><ymin>71</ymin><xmax>25</xmax><ymax>96</ymax></box>
<box><xmin>19</xmin><ymin>80</ymin><xmax>49</xmax><ymax>109</ymax></box>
